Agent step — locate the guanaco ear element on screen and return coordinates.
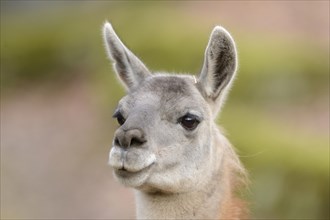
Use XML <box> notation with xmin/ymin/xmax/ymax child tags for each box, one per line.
<box><xmin>103</xmin><ymin>22</ymin><xmax>151</xmax><ymax>90</ymax></box>
<box><xmin>197</xmin><ymin>26</ymin><xmax>237</xmax><ymax>114</ymax></box>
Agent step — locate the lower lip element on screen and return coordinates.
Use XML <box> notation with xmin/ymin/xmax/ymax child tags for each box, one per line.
<box><xmin>115</xmin><ymin>163</ymin><xmax>154</xmax><ymax>178</ymax></box>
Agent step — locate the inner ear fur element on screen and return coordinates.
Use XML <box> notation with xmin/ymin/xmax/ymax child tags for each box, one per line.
<box><xmin>197</xmin><ymin>26</ymin><xmax>237</xmax><ymax>103</ymax></box>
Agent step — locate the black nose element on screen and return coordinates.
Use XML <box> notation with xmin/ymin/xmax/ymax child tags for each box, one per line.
<box><xmin>114</xmin><ymin>128</ymin><xmax>146</xmax><ymax>148</ymax></box>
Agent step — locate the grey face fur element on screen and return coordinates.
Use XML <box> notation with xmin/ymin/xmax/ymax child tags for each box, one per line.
<box><xmin>103</xmin><ymin>22</ymin><xmax>237</xmax><ymax>193</ymax></box>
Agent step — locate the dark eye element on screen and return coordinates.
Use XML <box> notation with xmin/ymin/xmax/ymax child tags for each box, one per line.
<box><xmin>179</xmin><ymin>113</ymin><xmax>200</xmax><ymax>131</ymax></box>
<box><xmin>113</xmin><ymin>111</ymin><xmax>126</xmax><ymax>126</ymax></box>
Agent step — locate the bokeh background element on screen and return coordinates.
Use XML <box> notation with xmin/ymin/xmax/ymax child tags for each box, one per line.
<box><xmin>1</xmin><ymin>1</ymin><xmax>329</xmax><ymax>219</ymax></box>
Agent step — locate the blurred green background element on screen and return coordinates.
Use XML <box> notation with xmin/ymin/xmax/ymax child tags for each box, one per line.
<box><xmin>1</xmin><ymin>1</ymin><xmax>329</xmax><ymax>219</ymax></box>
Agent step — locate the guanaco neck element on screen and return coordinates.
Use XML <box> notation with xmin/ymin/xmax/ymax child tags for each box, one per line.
<box><xmin>135</xmin><ymin>173</ymin><xmax>227</xmax><ymax>219</ymax></box>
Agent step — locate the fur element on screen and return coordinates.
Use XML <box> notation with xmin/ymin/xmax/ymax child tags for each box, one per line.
<box><xmin>103</xmin><ymin>21</ymin><xmax>248</xmax><ymax>219</ymax></box>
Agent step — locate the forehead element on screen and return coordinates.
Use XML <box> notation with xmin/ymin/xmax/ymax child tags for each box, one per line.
<box><xmin>119</xmin><ymin>75</ymin><xmax>206</xmax><ymax>112</ymax></box>
<box><xmin>142</xmin><ymin>75</ymin><xmax>192</xmax><ymax>97</ymax></box>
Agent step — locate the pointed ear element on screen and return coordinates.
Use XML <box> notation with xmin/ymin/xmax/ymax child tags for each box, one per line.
<box><xmin>197</xmin><ymin>26</ymin><xmax>238</xmax><ymax>114</ymax></box>
<box><xmin>103</xmin><ymin>22</ymin><xmax>151</xmax><ymax>90</ymax></box>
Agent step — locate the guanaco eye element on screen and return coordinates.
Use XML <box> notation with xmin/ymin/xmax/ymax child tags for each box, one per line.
<box><xmin>179</xmin><ymin>113</ymin><xmax>200</xmax><ymax>131</ymax></box>
<box><xmin>113</xmin><ymin>111</ymin><xmax>126</xmax><ymax>126</ymax></box>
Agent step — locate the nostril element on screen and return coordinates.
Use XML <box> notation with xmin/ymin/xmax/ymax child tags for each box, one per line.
<box><xmin>114</xmin><ymin>138</ymin><xmax>120</xmax><ymax>146</ymax></box>
<box><xmin>130</xmin><ymin>137</ymin><xmax>146</xmax><ymax>147</ymax></box>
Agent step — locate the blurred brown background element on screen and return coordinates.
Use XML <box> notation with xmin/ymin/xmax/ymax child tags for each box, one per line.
<box><xmin>1</xmin><ymin>1</ymin><xmax>329</xmax><ymax>219</ymax></box>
